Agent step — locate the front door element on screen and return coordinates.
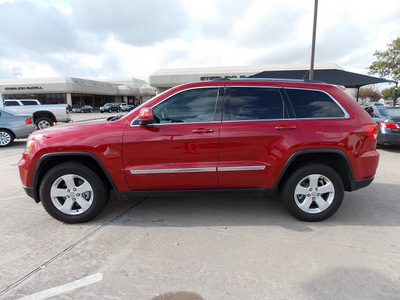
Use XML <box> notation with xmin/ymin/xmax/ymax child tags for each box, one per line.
<box><xmin>122</xmin><ymin>87</ymin><xmax>222</xmax><ymax>190</ymax></box>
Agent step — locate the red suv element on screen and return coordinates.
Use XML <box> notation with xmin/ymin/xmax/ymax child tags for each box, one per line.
<box><xmin>18</xmin><ymin>79</ymin><xmax>379</xmax><ymax>223</ymax></box>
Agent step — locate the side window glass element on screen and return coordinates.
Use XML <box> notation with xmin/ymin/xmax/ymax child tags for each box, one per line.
<box><xmin>21</xmin><ymin>100</ymin><xmax>38</xmax><ymax>105</ymax></box>
<box><xmin>229</xmin><ymin>87</ymin><xmax>286</xmax><ymax>120</ymax></box>
<box><xmin>153</xmin><ymin>88</ymin><xmax>219</xmax><ymax>123</ymax></box>
<box><xmin>285</xmin><ymin>89</ymin><xmax>345</xmax><ymax>118</ymax></box>
<box><xmin>4</xmin><ymin>101</ymin><xmax>19</xmax><ymax>106</ymax></box>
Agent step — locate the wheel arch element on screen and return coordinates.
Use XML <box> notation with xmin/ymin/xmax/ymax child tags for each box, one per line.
<box><xmin>31</xmin><ymin>152</ymin><xmax>118</xmax><ymax>203</ymax></box>
<box><xmin>33</xmin><ymin>111</ymin><xmax>57</xmax><ymax>123</ymax></box>
<box><xmin>0</xmin><ymin>127</ymin><xmax>16</xmax><ymax>139</ymax></box>
<box><xmin>275</xmin><ymin>149</ymin><xmax>355</xmax><ymax>192</ymax></box>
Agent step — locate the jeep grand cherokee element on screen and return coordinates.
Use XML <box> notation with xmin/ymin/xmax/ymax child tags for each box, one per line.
<box><xmin>19</xmin><ymin>79</ymin><xmax>379</xmax><ymax>223</ymax></box>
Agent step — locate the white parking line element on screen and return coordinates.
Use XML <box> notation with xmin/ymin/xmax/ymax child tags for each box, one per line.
<box><xmin>17</xmin><ymin>273</ymin><xmax>103</xmax><ymax>300</ymax></box>
<box><xmin>0</xmin><ymin>195</ymin><xmax>27</xmax><ymax>201</ymax></box>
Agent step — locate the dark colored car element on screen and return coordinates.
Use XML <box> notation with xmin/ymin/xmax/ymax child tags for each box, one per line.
<box><xmin>73</xmin><ymin>105</ymin><xmax>94</xmax><ymax>113</ymax></box>
<box><xmin>0</xmin><ymin>108</ymin><xmax>36</xmax><ymax>147</ymax></box>
<box><xmin>365</xmin><ymin>106</ymin><xmax>400</xmax><ymax>146</ymax></box>
<box><xmin>100</xmin><ymin>103</ymin><xmax>120</xmax><ymax>113</ymax></box>
<box><xmin>121</xmin><ymin>104</ymin><xmax>134</xmax><ymax>112</ymax></box>
<box><xmin>19</xmin><ymin>79</ymin><xmax>379</xmax><ymax>223</ymax></box>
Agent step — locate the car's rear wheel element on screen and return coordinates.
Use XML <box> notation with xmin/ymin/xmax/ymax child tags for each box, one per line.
<box><xmin>39</xmin><ymin>162</ymin><xmax>110</xmax><ymax>223</ymax></box>
<box><xmin>0</xmin><ymin>129</ymin><xmax>14</xmax><ymax>147</ymax></box>
<box><xmin>280</xmin><ymin>164</ymin><xmax>344</xmax><ymax>222</ymax></box>
<box><xmin>36</xmin><ymin>117</ymin><xmax>53</xmax><ymax>129</ymax></box>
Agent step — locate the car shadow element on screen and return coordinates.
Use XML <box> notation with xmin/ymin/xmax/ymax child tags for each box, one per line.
<box><xmin>378</xmin><ymin>145</ymin><xmax>400</xmax><ymax>153</ymax></box>
<box><xmin>87</xmin><ymin>181</ymin><xmax>400</xmax><ymax>231</ymax></box>
<box><xmin>4</xmin><ymin>139</ymin><xmax>27</xmax><ymax>149</ymax></box>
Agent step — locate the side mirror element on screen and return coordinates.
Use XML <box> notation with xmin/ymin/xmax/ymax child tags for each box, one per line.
<box><xmin>138</xmin><ymin>107</ymin><xmax>155</xmax><ymax>126</ymax></box>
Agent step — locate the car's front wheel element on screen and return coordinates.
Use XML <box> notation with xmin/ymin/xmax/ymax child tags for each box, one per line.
<box><xmin>280</xmin><ymin>164</ymin><xmax>344</xmax><ymax>222</ymax></box>
<box><xmin>39</xmin><ymin>162</ymin><xmax>110</xmax><ymax>223</ymax></box>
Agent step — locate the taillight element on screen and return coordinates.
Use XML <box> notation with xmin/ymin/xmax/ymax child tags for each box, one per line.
<box><xmin>363</xmin><ymin>124</ymin><xmax>378</xmax><ymax>140</ymax></box>
<box><xmin>25</xmin><ymin>117</ymin><xmax>33</xmax><ymax>125</ymax></box>
<box><xmin>378</xmin><ymin>121</ymin><xmax>400</xmax><ymax>129</ymax></box>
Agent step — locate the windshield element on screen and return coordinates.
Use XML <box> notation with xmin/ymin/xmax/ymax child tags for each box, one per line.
<box><xmin>377</xmin><ymin>107</ymin><xmax>400</xmax><ymax>118</ymax></box>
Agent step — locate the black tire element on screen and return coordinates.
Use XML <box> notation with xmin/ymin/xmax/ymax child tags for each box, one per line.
<box><xmin>0</xmin><ymin>129</ymin><xmax>14</xmax><ymax>147</ymax></box>
<box><xmin>280</xmin><ymin>164</ymin><xmax>344</xmax><ymax>222</ymax></box>
<box><xmin>35</xmin><ymin>117</ymin><xmax>53</xmax><ymax>129</ymax></box>
<box><xmin>39</xmin><ymin>162</ymin><xmax>110</xmax><ymax>223</ymax></box>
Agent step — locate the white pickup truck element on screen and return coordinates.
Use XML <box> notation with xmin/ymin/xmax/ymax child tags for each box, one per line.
<box><xmin>1</xmin><ymin>99</ymin><xmax>71</xmax><ymax>129</ymax></box>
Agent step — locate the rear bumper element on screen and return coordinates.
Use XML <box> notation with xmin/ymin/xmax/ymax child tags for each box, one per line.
<box><xmin>377</xmin><ymin>132</ymin><xmax>400</xmax><ymax>145</ymax></box>
<box><xmin>22</xmin><ymin>185</ymin><xmax>40</xmax><ymax>203</ymax></box>
<box><xmin>352</xmin><ymin>176</ymin><xmax>374</xmax><ymax>191</ymax></box>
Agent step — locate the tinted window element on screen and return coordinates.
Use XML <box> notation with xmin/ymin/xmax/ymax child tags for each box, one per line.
<box><xmin>153</xmin><ymin>88</ymin><xmax>219</xmax><ymax>123</ymax></box>
<box><xmin>377</xmin><ymin>107</ymin><xmax>400</xmax><ymax>118</ymax></box>
<box><xmin>228</xmin><ymin>87</ymin><xmax>286</xmax><ymax>120</ymax></box>
<box><xmin>285</xmin><ymin>89</ymin><xmax>345</xmax><ymax>118</ymax></box>
<box><xmin>4</xmin><ymin>101</ymin><xmax>19</xmax><ymax>106</ymax></box>
<box><xmin>20</xmin><ymin>100</ymin><xmax>38</xmax><ymax>105</ymax></box>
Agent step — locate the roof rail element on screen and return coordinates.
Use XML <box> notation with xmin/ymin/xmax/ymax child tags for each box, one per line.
<box><xmin>211</xmin><ymin>77</ymin><xmax>325</xmax><ymax>84</ymax></box>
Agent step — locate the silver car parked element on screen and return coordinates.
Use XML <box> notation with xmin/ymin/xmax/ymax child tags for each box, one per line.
<box><xmin>0</xmin><ymin>108</ymin><xmax>37</xmax><ymax>147</ymax></box>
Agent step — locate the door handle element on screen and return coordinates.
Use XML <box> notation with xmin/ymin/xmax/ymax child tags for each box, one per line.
<box><xmin>192</xmin><ymin>128</ymin><xmax>214</xmax><ymax>134</ymax></box>
<box><xmin>275</xmin><ymin>125</ymin><xmax>297</xmax><ymax>131</ymax></box>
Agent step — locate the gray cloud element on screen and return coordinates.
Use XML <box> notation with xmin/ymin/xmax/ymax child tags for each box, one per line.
<box><xmin>0</xmin><ymin>1</ymin><xmax>78</xmax><ymax>57</ymax></box>
<box><xmin>70</xmin><ymin>0</ymin><xmax>189</xmax><ymax>46</ymax></box>
<box><xmin>197</xmin><ymin>0</ymin><xmax>253</xmax><ymax>39</ymax></box>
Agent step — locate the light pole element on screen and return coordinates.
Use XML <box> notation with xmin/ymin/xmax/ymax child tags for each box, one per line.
<box><xmin>309</xmin><ymin>0</ymin><xmax>318</xmax><ymax>80</ymax></box>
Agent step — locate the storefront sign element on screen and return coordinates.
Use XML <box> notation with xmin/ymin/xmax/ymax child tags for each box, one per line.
<box><xmin>4</xmin><ymin>86</ymin><xmax>43</xmax><ymax>91</ymax></box>
<box><xmin>200</xmin><ymin>75</ymin><xmax>247</xmax><ymax>81</ymax></box>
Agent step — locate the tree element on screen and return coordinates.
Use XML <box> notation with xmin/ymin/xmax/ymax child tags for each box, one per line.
<box><xmin>352</xmin><ymin>86</ymin><xmax>382</xmax><ymax>107</ymax></box>
<box><xmin>382</xmin><ymin>86</ymin><xmax>397</xmax><ymax>100</ymax></box>
<box><xmin>368</xmin><ymin>37</ymin><xmax>400</xmax><ymax>81</ymax></box>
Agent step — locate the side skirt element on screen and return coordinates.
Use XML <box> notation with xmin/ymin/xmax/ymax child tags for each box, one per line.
<box><xmin>115</xmin><ymin>188</ymin><xmax>276</xmax><ymax>201</ymax></box>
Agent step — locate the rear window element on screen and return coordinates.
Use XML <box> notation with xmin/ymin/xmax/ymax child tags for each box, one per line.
<box><xmin>377</xmin><ymin>107</ymin><xmax>400</xmax><ymax>118</ymax></box>
<box><xmin>20</xmin><ymin>100</ymin><xmax>39</xmax><ymax>105</ymax></box>
<box><xmin>285</xmin><ymin>89</ymin><xmax>346</xmax><ymax>118</ymax></box>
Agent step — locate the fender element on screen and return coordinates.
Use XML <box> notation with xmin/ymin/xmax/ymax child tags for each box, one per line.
<box><xmin>30</xmin><ymin>152</ymin><xmax>119</xmax><ymax>202</ymax></box>
<box><xmin>274</xmin><ymin>148</ymin><xmax>355</xmax><ymax>191</ymax></box>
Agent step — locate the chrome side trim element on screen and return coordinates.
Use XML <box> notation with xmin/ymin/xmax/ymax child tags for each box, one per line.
<box><xmin>218</xmin><ymin>166</ymin><xmax>266</xmax><ymax>172</ymax></box>
<box><xmin>129</xmin><ymin>165</ymin><xmax>266</xmax><ymax>174</ymax></box>
<box><xmin>130</xmin><ymin>167</ymin><xmax>216</xmax><ymax>174</ymax></box>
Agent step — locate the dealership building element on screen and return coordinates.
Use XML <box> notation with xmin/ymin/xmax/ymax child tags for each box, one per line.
<box><xmin>148</xmin><ymin>63</ymin><xmax>343</xmax><ymax>93</ymax></box>
<box><xmin>1</xmin><ymin>63</ymin><xmax>356</xmax><ymax>107</ymax></box>
<box><xmin>0</xmin><ymin>77</ymin><xmax>157</xmax><ymax>108</ymax></box>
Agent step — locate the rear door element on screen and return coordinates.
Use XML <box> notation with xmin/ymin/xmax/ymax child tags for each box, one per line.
<box><xmin>218</xmin><ymin>86</ymin><xmax>304</xmax><ymax>189</ymax></box>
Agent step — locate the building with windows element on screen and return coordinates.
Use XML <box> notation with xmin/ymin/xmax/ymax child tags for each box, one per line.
<box><xmin>148</xmin><ymin>63</ymin><xmax>343</xmax><ymax>94</ymax></box>
<box><xmin>0</xmin><ymin>77</ymin><xmax>156</xmax><ymax>109</ymax></box>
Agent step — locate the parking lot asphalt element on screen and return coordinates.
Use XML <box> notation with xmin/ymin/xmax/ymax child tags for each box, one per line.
<box><xmin>0</xmin><ymin>112</ymin><xmax>399</xmax><ymax>299</ymax></box>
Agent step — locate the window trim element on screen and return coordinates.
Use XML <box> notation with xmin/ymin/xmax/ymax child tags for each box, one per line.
<box><xmin>223</xmin><ymin>86</ymin><xmax>293</xmax><ymax>122</ymax></box>
<box><xmin>130</xmin><ymin>86</ymin><xmax>224</xmax><ymax>127</ymax></box>
<box><xmin>283</xmin><ymin>87</ymin><xmax>350</xmax><ymax>120</ymax></box>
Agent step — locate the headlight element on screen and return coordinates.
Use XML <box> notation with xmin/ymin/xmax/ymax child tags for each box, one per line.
<box><xmin>25</xmin><ymin>140</ymin><xmax>35</xmax><ymax>152</ymax></box>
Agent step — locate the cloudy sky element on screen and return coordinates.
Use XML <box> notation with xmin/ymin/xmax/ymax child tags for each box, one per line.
<box><xmin>0</xmin><ymin>0</ymin><xmax>399</xmax><ymax>81</ymax></box>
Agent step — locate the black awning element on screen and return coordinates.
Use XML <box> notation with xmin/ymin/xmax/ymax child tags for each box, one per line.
<box><xmin>249</xmin><ymin>69</ymin><xmax>395</xmax><ymax>88</ymax></box>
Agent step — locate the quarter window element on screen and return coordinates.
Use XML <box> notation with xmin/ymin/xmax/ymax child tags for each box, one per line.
<box><xmin>153</xmin><ymin>88</ymin><xmax>219</xmax><ymax>123</ymax></box>
<box><xmin>228</xmin><ymin>87</ymin><xmax>287</xmax><ymax>120</ymax></box>
<box><xmin>285</xmin><ymin>89</ymin><xmax>345</xmax><ymax>118</ymax></box>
